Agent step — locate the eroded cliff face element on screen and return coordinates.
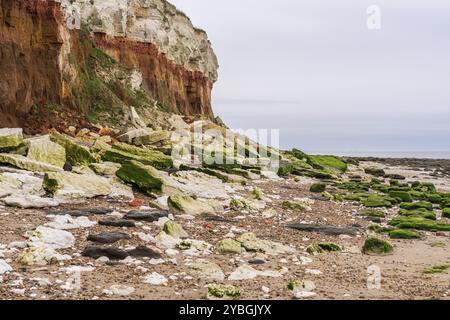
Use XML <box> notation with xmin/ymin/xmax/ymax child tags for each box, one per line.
<box><xmin>0</xmin><ymin>0</ymin><xmax>218</xmax><ymax>129</ymax></box>
<box><xmin>0</xmin><ymin>0</ymin><xmax>67</xmax><ymax>127</ymax></box>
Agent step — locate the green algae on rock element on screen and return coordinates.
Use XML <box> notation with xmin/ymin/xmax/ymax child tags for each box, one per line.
<box><xmin>310</xmin><ymin>183</ymin><xmax>327</xmax><ymax>193</ymax></box>
<box><xmin>364</xmin><ymin>168</ymin><xmax>386</xmax><ymax>177</ymax></box>
<box><xmin>103</xmin><ymin>142</ymin><xmax>173</xmax><ymax>170</ymax></box>
<box><xmin>0</xmin><ymin>128</ymin><xmax>23</xmax><ymax>150</ymax></box>
<box><xmin>168</xmin><ymin>194</ymin><xmax>222</xmax><ymax>216</ymax></box>
<box><xmin>163</xmin><ymin>220</ymin><xmax>188</xmax><ymax>239</ymax></box>
<box><xmin>388</xmin><ymin>190</ymin><xmax>413</xmax><ymax>203</ymax></box>
<box><xmin>400</xmin><ymin>201</ymin><xmax>433</xmax><ymax>211</ymax></box>
<box><xmin>0</xmin><ymin>153</ymin><xmax>63</xmax><ymax>173</ymax></box>
<box><xmin>216</xmin><ymin>238</ymin><xmax>242</xmax><ymax>254</ymax></box>
<box><xmin>389</xmin><ymin>229</ymin><xmax>421</xmax><ymax>240</ymax></box>
<box><xmin>207</xmin><ymin>284</ymin><xmax>240</xmax><ymax>299</ymax></box>
<box><xmin>115</xmin><ymin>160</ymin><xmax>164</xmax><ymax>194</ymax></box>
<box><xmin>50</xmin><ymin>130</ymin><xmax>97</xmax><ymax>165</ymax></box>
<box><xmin>307</xmin><ymin>243</ymin><xmax>342</xmax><ymax>255</ymax></box>
<box><xmin>389</xmin><ymin>216</ymin><xmax>450</xmax><ymax>232</ymax></box>
<box><xmin>25</xmin><ymin>135</ymin><xmax>66</xmax><ymax>168</ymax></box>
<box><xmin>43</xmin><ymin>171</ymin><xmax>112</xmax><ymax>200</ymax></box>
<box><xmin>362</xmin><ymin>237</ymin><xmax>393</xmax><ymax>255</ymax></box>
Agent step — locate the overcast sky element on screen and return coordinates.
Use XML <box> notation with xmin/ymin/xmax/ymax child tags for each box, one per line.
<box><xmin>170</xmin><ymin>0</ymin><xmax>450</xmax><ymax>155</ymax></box>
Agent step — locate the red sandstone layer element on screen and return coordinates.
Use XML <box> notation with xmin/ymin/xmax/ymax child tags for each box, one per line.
<box><xmin>93</xmin><ymin>33</ymin><xmax>214</xmax><ymax>118</ymax></box>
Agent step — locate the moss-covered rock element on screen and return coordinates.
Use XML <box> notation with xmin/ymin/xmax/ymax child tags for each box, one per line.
<box><xmin>207</xmin><ymin>284</ymin><xmax>240</xmax><ymax>300</ymax></box>
<box><xmin>250</xmin><ymin>187</ymin><xmax>264</xmax><ymax>200</ymax></box>
<box><xmin>389</xmin><ymin>229</ymin><xmax>421</xmax><ymax>239</ymax></box>
<box><xmin>364</xmin><ymin>168</ymin><xmax>386</xmax><ymax>177</ymax></box>
<box><xmin>362</xmin><ymin>237</ymin><xmax>393</xmax><ymax>255</ymax></box>
<box><xmin>0</xmin><ymin>128</ymin><xmax>23</xmax><ymax>150</ymax></box>
<box><xmin>400</xmin><ymin>201</ymin><xmax>433</xmax><ymax>211</ymax></box>
<box><xmin>310</xmin><ymin>183</ymin><xmax>327</xmax><ymax>193</ymax></box>
<box><xmin>386</xmin><ymin>174</ymin><xmax>406</xmax><ymax>180</ymax></box>
<box><xmin>308</xmin><ymin>155</ymin><xmax>348</xmax><ymax>173</ymax></box>
<box><xmin>389</xmin><ymin>216</ymin><xmax>450</xmax><ymax>232</ymax></box>
<box><xmin>50</xmin><ymin>130</ymin><xmax>97</xmax><ymax>165</ymax></box>
<box><xmin>89</xmin><ymin>162</ymin><xmax>121</xmax><ymax>176</ymax></box>
<box><xmin>362</xmin><ymin>195</ymin><xmax>394</xmax><ymax>208</ymax></box>
<box><xmin>426</xmin><ymin>193</ymin><xmax>442</xmax><ymax>204</ymax></box>
<box><xmin>282</xmin><ymin>199</ymin><xmax>313</xmax><ymax>211</ymax></box>
<box><xmin>388</xmin><ymin>190</ymin><xmax>413</xmax><ymax>203</ymax></box>
<box><xmin>43</xmin><ymin>171</ymin><xmax>112</xmax><ymax>201</ymax></box>
<box><xmin>0</xmin><ymin>153</ymin><xmax>62</xmax><ymax>173</ymax></box>
<box><xmin>287</xmin><ymin>279</ymin><xmax>316</xmax><ymax>292</ymax></box>
<box><xmin>422</xmin><ymin>264</ymin><xmax>450</xmax><ymax>274</ymax></box>
<box><xmin>443</xmin><ymin>208</ymin><xmax>450</xmax><ymax>219</ymax></box>
<box><xmin>25</xmin><ymin>136</ymin><xmax>66</xmax><ymax>168</ymax></box>
<box><xmin>163</xmin><ymin>220</ymin><xmax>188</xmax><ymax>239</ymax></box>
<box><xmin>361</xmin><ymin>209</ymin><xmax>386</xmax><ymax>218</ymax></box>
<box><xmin>168</xmin><ymin>194</ymin><xmax>222</xmax><ymax>216</ymax></box>
<box><xmin>216</xmin><ymin>238</ymin><xmax>242</xmax><ymax>254</ymax></box>
<box><xmin>115</xmin><ymin>160</ymin><xmax>164</xmax><ymax>194</ymax></box>
<box><xmin>307</xmin><ymin>243</ymin><xmax>342</xmax><ymax>254</ymax></box>
<box><xmin>102</xmin><ymin>143</ymin><xmax>173</xmax><ymax>170</ymax></box>
<box><xmin>399</xmin><ymin>208</ymin><xmax>436</xmax><ymax>220</ymax></box>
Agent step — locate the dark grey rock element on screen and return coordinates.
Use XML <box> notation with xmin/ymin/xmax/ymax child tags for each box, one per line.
<box><xmin>248</xmin><ymin>259</ymin><xmax>266</xmax><ymax>265</ymax></box>
<box><xmin>82</xmin><ymin>246</ymin><xmax>129</xmax><ymax>260</ymax></box>
<box><xmin>286</xmin><ymin>224</ymin><xmax>358</xmax><ymax>236</ymax></box>
<box><xmin>87</xmin><ymin>232</ymin><xmax>131</xmax><ymax>244</ymax></box>
<box><xmin>127</xmin><ymin>246</ymin><xmax>162</xmax><ymax>259</ymax></box>
<box><xmin>49</xmin><ymin>207</ymin><xmax>113</xmax><ymax>217</ymax></box>
<box><xmin>99</xmin><ymin>219</ymin><xmax>136</xmax><ymax>228</ymax></box>
<box><xmin>124</xmin><ymin>210</ymin><xmax>169</xmax><ymax>222</ymax></box>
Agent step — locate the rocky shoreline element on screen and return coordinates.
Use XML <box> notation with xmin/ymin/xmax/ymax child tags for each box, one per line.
<box><xmin>1</xmin><ymin>118</ymin><xmax>450</xmax><ymax>300</ymax></box>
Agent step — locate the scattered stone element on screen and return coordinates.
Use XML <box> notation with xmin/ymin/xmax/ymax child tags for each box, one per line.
<box><xmin>143</xmin><ymin>272</ymin><xmax>168</xmax><ymax>286</ymax></box>
<box><xmin>228</xmin><ymin>265</ymin><xmax>284</xmax><ymax>281</ymax></box>
<box><xmin>26</xmin><ymin>226</ymin><xmax>75</xmax><ymax>249</ymax></box>
<box><xmin>286</xmin><ymin>224</ymin><xmax>358</xmax><ymax>236</ymax></box>
<box><xmin>282</xmin><ymin>199</ymin><xmax>314</xmax><ymax>211</ymax></box>
<box><xmin>163</xmin><ymin>220</ymin><xmax>188</xmax><ymax>239</ymax></box>
<box><xmin>216</xmin><ymin>239</ymin><xmax>242</xmax><ymax>254</ymax></box>
<box><xmin>187</xmin><ymin>260</ymin><xmax>225</xmax><ymax>281</ymax></box>
<box><xmin>18</xmin><ymin>247</ymin><xmax>71</xmax><ymax>266</ymax></box>
<box><xmin>168</xmin><ymin>194</ymin><xmax>223</xmax><ymax>216</ymax></box>
<box><xmin>248</xmin><ymin>259</ymin><xmax>266</xmax><ymax>265</ymax></box>
<box><xmin>87</xmin><ymin>232</ymin><xmax>132</xmax><ymax>244</ymax></box>
<box><xmin>2</xmin><ymin>195</ymin><xmax>59</xmax><ymax>209</ymax></box>
<box><xmin>108</xmin><ymin>285</ymin><xmax>135</xmax><ymax>297</ymax></box>
<box><xmin>236</xmin><ymin>232</ymin><xmax>295</xmax><ymax>255</ymax></box>
<box><xmin>45</xmin><ymin>215</ymin><xmax>96</xmax><ymax>230</ymax></box>
<box><xmin>82</xmin><ymin>246</ymin><xmax>129</xmax><ymax>260</ymax></box>
<box><xmin>0</xmin><ymin>259</ymin><xmax>12</xmax><ymax>275</ymax></box>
